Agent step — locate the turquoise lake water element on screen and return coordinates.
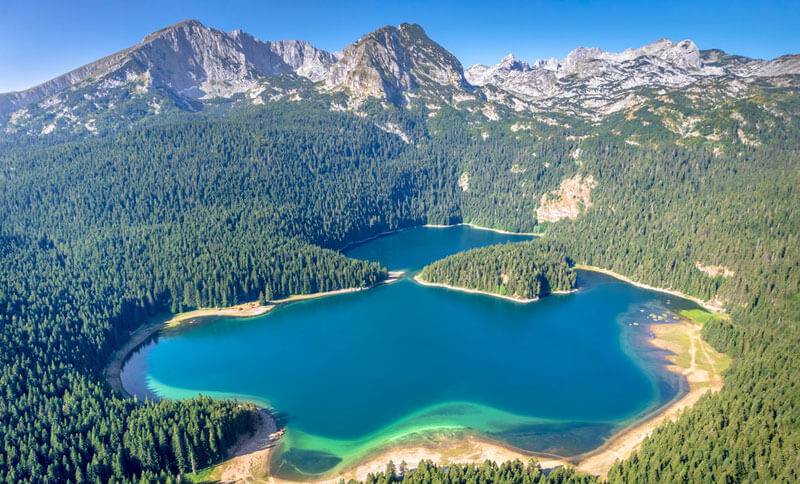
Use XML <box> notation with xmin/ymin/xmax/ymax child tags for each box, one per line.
<box><xmin>120</xmin><ymin>225</ymin><xmax>692</xmax><ymax>479</ymax></box>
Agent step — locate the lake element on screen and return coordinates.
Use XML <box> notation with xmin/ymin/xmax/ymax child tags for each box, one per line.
<box><xmin>120</xmin><ymin>225</ymin><xmax>692</xmax><ymax>479</ymax></box>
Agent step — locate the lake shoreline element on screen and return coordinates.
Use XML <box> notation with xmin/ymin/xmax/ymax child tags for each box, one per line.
<box><xmin>296</xmin><ymin>314</ymin><xmax>726</xmax><ymax>483</ymax></box>
<box><xmin>423</xmin><ymin>222</ymin><xmax>542</xmax><ymax>237</ymax></box>
<box><xmin>575</xmin><ymin>265</ymin><xmax>725</xmax><ymax>313</ymax></box>
<box><xmin>109</xmin><ymin>226</ymin><xmax>727</xmax><ymax>481</ymax></box>
<box><xmin>338</xmin><ymin>227</ymin><xmax>413</xmax><ymax>252</ymax></box>
<box><xmin>413</xmin><ymin>274</ymin><xmax>539</xmax><ymax>303</ymax></box>
<box><xmin>340</xmin><ymin>222</ymin><xmax>536</xmax><ymax>253</ymax></box>
<box><xmin>105</xmin><ymin>271</ymin><xmax>405</xmax><ymax>397</ymax></box>
<box><xmin>297</xmin><ymin>435</ymin><xmax>569</xmax><ymax>484</ymax></box>
<box><xmin>571</xmin><ymin>318</ymin><xmax>726</xmax><ymax>477</ymax></box>
<box><xmin>105</xmin><ymin>314</ymin><xmax>173</xmax><ymax>395</ymax></box>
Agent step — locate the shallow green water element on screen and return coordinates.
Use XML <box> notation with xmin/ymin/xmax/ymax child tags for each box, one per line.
<box><xmin>121</xmin><ymin>225</ymin><xmax>691</xmax><ymax>479</ymax></box>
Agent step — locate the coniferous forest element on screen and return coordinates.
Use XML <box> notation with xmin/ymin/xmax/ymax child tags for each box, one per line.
<box><xmin>418</xmin><ymin>241</ymin><xmax>577</xmax><ymax>299</ymax></box>
<box><xmin>0</xmin><ymin>85</ymin><xmax>798</xmax><ymax>484</ymax></box>
<box><xmin>362</xmin><ymin>459</ymin><xmax>595</xmax><ymax>484</ymax></box>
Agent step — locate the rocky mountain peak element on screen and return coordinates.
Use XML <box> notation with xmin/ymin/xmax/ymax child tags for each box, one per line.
<box><xmin>0</xmin><ymin>21</ymin><xmax>337</xmax><ymax>119</ymax></box>
<box><xmin>324</xmin><ymin>23</ymin><xmax>469</xmax><ymax>106</ymax></box>
<box><xmin>142</xmin><ymin>18</ymin><xmax>207</xmax><ymax>43</ymax></box>
<box><xmin>557</xmin><ymin>38</ymin><xmax>703</xmax><ymax>75</ymax></box>
<box><xmin>498</xmin><ymin>53</ymin><xmax>531</xmax><ymax>72</ymax></box>
<box><xmin>637</xmin><ymin>38</ymin><xmax>702</xmax><ymax>70</ymax></box>
<box><xmin>466</xmin><ymin>37</ymin><xmax>751</xmax><ymax>116</ymax></box>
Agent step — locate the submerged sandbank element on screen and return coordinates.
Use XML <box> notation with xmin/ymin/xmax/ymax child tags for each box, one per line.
<box><xmin>302</xmin><ymin>435</ymin><xmax>566</xmax><ymax>484</ymax></box>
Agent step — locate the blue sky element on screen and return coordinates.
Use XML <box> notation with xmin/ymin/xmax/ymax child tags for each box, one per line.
<box><xmin>1</xmin><ymin>0</ymin><xmax>798</xmax><ymax>92</ymax></box>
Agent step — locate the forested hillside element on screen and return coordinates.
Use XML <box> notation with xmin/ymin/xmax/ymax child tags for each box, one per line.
<box><xmin>0</xmin><ymin>76</ymin><xmax>798</xmax><ymax>484</ymax></box>
<box><xmin>0</xmin><ymin>105</ymin><xmax>417</xmax><ymax>482</ymax></box>
<box><xmin>417</xmin><ymin>241</ymin><xmax>577</xmax><ymax>300</ymax></box>
<box><xmin>553</xmin><ymin>128</ymin><xmax>800</xmax><ymax>482</ymax></box>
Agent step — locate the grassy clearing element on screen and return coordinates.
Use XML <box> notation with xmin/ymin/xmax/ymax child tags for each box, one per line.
<box><xmin>185</xmin><ymin>465</ymin><xmax>218</xmax><ymax>483</ymax></box>
<box><xmin>679</xmin><ymin>308</ymin><xmax>724</xmax><ymax>326</ymax></box>
<box><xmin>653</xmin><ymin>319</ymin><xmax>729</xmax><ymax>386</ymax></box>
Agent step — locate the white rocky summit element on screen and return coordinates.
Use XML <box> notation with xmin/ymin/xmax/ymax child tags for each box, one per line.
<box><xmin>0</xmin><ymin>20</ymin><xmax>336</xmax><ymax>119</ymax></box>
<box><xmin>1</xmin><ymin>20</ymin><xmax>798</xmax><ymax>136</ymax></box>
<box><xmin>324</xmin><ymin>23</ymin><xmax>471</xmax><ymax>106</ymax></box>
<box><xmin>465</xmin><ymin>38</ymin><xmax>799</xmax><ymax>117</ymax></box>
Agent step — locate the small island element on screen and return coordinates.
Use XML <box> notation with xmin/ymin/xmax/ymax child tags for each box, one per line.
<box><xmin>415</xmin><ymin>241</ymin><xmax>577</xmax><ymax>302</ymax></box>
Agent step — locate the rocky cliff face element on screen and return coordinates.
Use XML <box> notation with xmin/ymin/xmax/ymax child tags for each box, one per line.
<box><xmin>466</xmin><ymin>39</ymin><xmax>800</xmax><ymax>117</ymax></box>
<box><xmin>265</xmin><ymin>39</ymin><xmax>338</xmax><ymax>82</ymax></box>
<box><xmin>0</xmin><ymin>20</ymin><xmax>336</xmax><ymax>119</ymax></box>
<box><xmin>324</xmin><ymin>23</ymin><xmax>471</xmax><ymax>106</ymax></box>
<box><xmin>465</xmin><ymin>39</ymin><xmax>800</xmax><ymax>119</ymax></box>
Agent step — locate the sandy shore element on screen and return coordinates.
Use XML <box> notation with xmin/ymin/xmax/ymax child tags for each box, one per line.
<box><xmin>105</xmin><ymin>315</ymin><xmax>172</xmax><ymax>394</ymax></box>
<box><xmin>165</xmin><ymin>301</ymin><xmax>273</xmax><ymax>328</ymax></box>
<box><xmin>105</xmin><ymin>271</ymin><xmax>405</xmax><ymax>396</ymax></box>
<box><xmin>285</xmin><ymin>436</ymin><xmax>566</xmax><ymax>484</ymax></box>
<box><xmin>104</xmin><ymin>300</ymin><xmax>279</xmax><ymax>395</ymax></box>
<box><xmin>164</xmin><ymin>271</ymin><xmax>404</xmax><ymax>331</ymax></box>
<box><xmin>413</xmin><ymin>274</ymin><xmax>538</xmax><ymax>303</ymax></box>
<box><xmin>576</xmin><ymin>265</ymin><xmax>725</xmax><ymax>313</ymax></box>
<box><xmin>104</xmin><ymin>302</ymin><xmax>273</xmax><ymax>396</ymax></box>
<box><xmin>423</xmin><ymin>222</ymin><xmax>541</xmax><ymax>237</ymax></box>
<box><xmin>214</xmin><ymin>408</ymin><xmax>279</xmax><ymax>483</ymax></box>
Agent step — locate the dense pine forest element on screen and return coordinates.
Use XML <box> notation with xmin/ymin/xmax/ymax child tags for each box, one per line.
<box><xmin>0</xmin><ymin>80</ymin><xmax>798</xmax><ymax>484</ymax></box>
<box><xmin>361</xmin><ymin>460</ymin><xmax>596</xmax><ymax>484</ymax></box>
<box><xmin>417</xmin><ymin>241</ymin><xmax>577</xmax><ymax>299</ymax></box>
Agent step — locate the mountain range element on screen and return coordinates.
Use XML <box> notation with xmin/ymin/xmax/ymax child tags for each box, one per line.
<box><xmin>2</xmin><ymin>19</ymin><xmax>798</xmax><ymax>138</ymax></box>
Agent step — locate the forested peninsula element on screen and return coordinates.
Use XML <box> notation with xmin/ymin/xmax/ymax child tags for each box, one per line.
<box><xmin>416</xmin><ymin>241</ymin><xmax>577</xmax><ymax>301</ymax></box>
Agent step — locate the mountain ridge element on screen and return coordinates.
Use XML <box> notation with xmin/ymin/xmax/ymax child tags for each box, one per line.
<box><xmin>0</xmin><ymin>19</ymin><xmax>335</xmax><ymax>118</ymax></box>
<box><xmin>2</xmin><ymin>19</ymin><xmax>798</xmax><ymax>137</ymax></box>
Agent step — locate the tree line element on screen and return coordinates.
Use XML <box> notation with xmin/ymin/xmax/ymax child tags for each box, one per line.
<box><xmin>418</xmin><ymin>240</ymin><xmax>577</xmax><ymax>299</ymax></box>
<box><xmin>361</xmin><ymin>459</ymin><xmax>596</xmax><ymax>484</ymax></box>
